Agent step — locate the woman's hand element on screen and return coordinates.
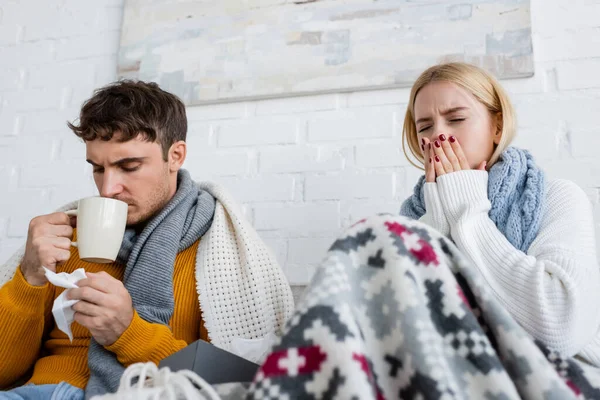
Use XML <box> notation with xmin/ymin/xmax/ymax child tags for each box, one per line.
<box><xmin>421</xmin><ymin>137</ymin><xmax>435</xmax><ymax>183</ymax></box>
<box><xmin>422</xmin><ymin>135</ymin><xmax>486</xmax><ymax>182</ymax></box>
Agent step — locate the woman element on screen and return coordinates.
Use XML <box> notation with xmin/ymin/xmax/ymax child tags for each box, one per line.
<box><xmin>400</xmin><ymin>62</ymin><xmax>600</xmax><ymax>364</ymax></box>
<box><xmin>99</xmin><ymin>63</ymin><xmax>600</xmax><ymax>399</ymax></box>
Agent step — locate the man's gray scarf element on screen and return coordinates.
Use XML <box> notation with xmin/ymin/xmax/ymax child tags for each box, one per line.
<box><xmin>85</xmin><ymin>169</ymin><xmax>216</xmax><ymax>398</ymax></box>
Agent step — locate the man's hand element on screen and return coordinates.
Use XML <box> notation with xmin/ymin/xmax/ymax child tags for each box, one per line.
<box><xmin>20</xmin><ymin>212</ymin><xmax>75</xmax><ymax>286</ymax></box>
<box><xmin>68</xmin><ymin>271</ymin><xmax>134</xmax><ymax>346</ymax></box>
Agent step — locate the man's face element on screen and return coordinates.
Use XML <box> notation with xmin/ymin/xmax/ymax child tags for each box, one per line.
<box><xmin>86</xmin><ymin>134</ymin><xmax>175</xmax><ymax>226</ymax></box>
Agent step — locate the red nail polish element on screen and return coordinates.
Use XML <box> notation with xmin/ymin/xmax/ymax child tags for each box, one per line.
<box><xmin>449</xmin><ymin>136</ymin><xmax>456</xmax><ymax>143</ymax></box>
<box><xmin>428</xmin><ymin>143</ymin><xmax>431</xmax><ymax>149</ymax></box>
<box><xmin>435</xmin><ymin>155</ymin><xmax>440</xmax><ymax>162</ymax></box>
<box><xmin>421</xmin><ymin>144</ymin><xmax>424</xmax><ymax>151</ymax></box>
<box><xmin>429</xmin><ymin>157</ymin><xmax>432</xmax><ymax>163</ymax></box>
<box><xmin>439</xmin><ymin>134</ymin><xmax>446</xmax><ymax>141</ymax></box>
<box><xmin>434</xmin><ymin>140</ymin><xmax>441</xmax><ymax>148</ymax></box>
<box><xmin>421</xmin><ymin>138</ymin><xmax>425</xmax><ymax>145</ymax></box>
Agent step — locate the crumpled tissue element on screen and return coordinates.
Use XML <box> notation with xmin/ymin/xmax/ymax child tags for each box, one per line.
<box><xmin>43</xmin><ymin>267</ymin><xmax>87</xmax><ymax>341</ymax></box>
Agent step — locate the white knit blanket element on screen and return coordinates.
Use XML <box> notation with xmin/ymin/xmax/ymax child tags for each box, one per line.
<box><xmin>0</xmin><ymin>181</ymin><xmax>295</xmax><ymax>363</ymax></box>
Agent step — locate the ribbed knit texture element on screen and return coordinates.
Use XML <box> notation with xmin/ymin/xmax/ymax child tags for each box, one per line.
<box><xmin>420</xmin><ymin>182</ymin><xmax>450</xmax><ymax>236</ymax></box>
<box><xmin>429</xmin><ymin>171</ymin><xmax>600</xmax><ymax>361</ymax></box>
<box><xmin>0</xmin><ymin>237</ymin><xmax>205</xmax><ymax>390</ymax></box>
<box><xmin>401</xmin><ymin>147</ymin><xmax>545</xmax><ymax>253</ymax></box>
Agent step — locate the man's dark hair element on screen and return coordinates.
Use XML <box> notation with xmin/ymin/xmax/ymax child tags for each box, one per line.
<box><xmin>68</xmin><ymin>80</ymin><xmax>187</xmax><ymax>160</ymax></box>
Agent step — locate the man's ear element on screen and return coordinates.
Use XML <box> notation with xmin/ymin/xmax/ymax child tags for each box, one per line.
<box><xmin>493</xmin><ymin>112</ymin><xmax>503</xmax><ymax>145</ymax></box>
<box><xmin>168</xmin><ymin>141</ymin><xmax>187</xmax><ymax>172</ymax></box>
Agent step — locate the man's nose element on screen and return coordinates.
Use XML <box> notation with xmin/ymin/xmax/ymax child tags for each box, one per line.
<box><xmin>99</xmin><ymin>172</ymin><xmax>124</xmax><ymax>198</ymax></box>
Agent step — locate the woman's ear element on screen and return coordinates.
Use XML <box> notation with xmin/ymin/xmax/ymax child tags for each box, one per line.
<box><xmin>493</xmin><ymin>112</ymin><xmax>503</xmax><ymax>145</ymax></box>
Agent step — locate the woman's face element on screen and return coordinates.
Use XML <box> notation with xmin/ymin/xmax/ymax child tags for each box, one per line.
<box><xmin>413</xmin><ymin>81</ymin><xmax>500</xmax><ymax>169</ymax></box>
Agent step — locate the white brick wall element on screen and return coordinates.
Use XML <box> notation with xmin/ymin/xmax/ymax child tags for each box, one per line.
<box><xmin>0</xmin><ymin>0</ymin><xmax>119</xmax><ymax>262</ymax></box>
<box><xmin>1</xmin><ymin>0</ymin><xmax>600</xmax><ymax>285</ymax></box>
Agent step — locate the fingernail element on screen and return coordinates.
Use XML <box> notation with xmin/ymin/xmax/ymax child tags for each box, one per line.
<box><xmin>421</xmin><ymin>144</ymin><xmax>424</xmax><ymax>151</ymax></box>
<box><xmin>434</xmin><ymin>140</ymin><xmax>441</xmax><ymax>148</ymax></box>
<box><xmin>421</xmin><ymin>138</ymin><xmax>425</xmax><ymax>145</ymax></box>
<box><xmin>435</xmin><ymin>155</ymin><xmax>440</xmax><ymax>162</ymax></box>
<box><xmin>428</xmin><ymin>143</ymin><xmax>431</xmax><ymax>149</ymax></box>
<box><xmin>429</xmin><ymin>157</ymin><xmax>432</xmax><ymax>163</ymax></box>
<box><xmin>439</xmin><ymin>134</ymin><xmax>446</xmax><ymax>141</ymax></box>
<box><xmin>449</xmin><ymin>136</ymin><xmax>456</xmax><ymax>143</ymax></box>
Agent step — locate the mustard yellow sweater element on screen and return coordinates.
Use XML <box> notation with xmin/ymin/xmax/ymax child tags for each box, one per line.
<box><xmin>0</xmin><ymin>238</ymin><xmax>206</xmax><ymax>389</ymax></box>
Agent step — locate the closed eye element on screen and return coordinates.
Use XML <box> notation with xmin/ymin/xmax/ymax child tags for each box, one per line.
<box><xmin>120</xmin><ymin>165</ymin><xmax>140</xmax><ymax>172</ymax></box>
<box><xmin>418</xmin><ymin>126</ymin><xmax>431</xmax><ymax>133</ymax></box>
<box><xmin>450</xmin><ymin>118</ymin><xmax>466</xmax><ymax>122</ymax></box>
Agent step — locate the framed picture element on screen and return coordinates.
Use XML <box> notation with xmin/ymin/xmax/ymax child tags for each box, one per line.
<box><xmin>118</xmin><ymin>0</ymin><xmax>533</xmax><ymax>105</ymax></box>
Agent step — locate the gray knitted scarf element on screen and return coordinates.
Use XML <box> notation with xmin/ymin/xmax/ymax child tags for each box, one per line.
<box><xmin>85</xmin><ymin>169</ymin><xmax>216</xmax><ymax>398</ymax></box>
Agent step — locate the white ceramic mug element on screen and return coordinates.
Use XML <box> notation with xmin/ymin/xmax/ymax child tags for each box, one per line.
<box><xmin>65</xmin><ymin>197</ymin><xmax>128</xmax><ymax>263</ymax></box>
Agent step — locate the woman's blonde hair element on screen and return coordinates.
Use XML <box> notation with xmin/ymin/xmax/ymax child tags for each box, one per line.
<box><xmin>402</xmin><ymin>62</ymin><xmax>516</xmax><ymax>169</ymax></box>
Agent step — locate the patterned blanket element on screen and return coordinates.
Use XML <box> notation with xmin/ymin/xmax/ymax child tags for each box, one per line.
<box><xmin>239</xmin><ymin>215</ymin><xmax>600</xmax><ymax>399</ymax></box>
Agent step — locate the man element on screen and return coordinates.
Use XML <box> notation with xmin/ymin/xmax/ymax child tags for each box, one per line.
<box><xmin>0</xmin><ymin>81</ymin><xmax>294</xmax><ymax>399</ymax></box>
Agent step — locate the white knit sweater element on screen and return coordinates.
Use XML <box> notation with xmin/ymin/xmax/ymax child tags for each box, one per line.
<box><xmin>421</xmin><ymin>170</ymin><xmax>600</xmax><ymax>365</ymax></box>
<box><xmin>0</xmin><ymin>182</ymin><xmax>295</xmax><ymax>363</ymax></box>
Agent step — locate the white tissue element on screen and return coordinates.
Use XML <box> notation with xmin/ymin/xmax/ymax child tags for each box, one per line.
<box><xmin>230</xmin><ymin>331</ymin><xmax>278</xmax><ymax>363</ymax></box>
<box><xmin>43</xmin><ymin>267</ymin><xmax>87</xmax><ymax>341</ymax></box>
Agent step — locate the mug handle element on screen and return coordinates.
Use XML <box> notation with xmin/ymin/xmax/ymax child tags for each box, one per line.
<box><xmin>64</xmin><ymin>210</ymin><xmax>78</xmax><ymax>248</ymax></box>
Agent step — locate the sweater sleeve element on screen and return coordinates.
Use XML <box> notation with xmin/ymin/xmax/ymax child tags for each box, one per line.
<box><xmin>105</xmin><ymin>310</ymin><xmax>190</xmax><ymax>367</ymax></box>
<box><xmin>418</xmin><ymin>183</ymin><xmax>450</xmax><ymax>237</ymax></box>
<box><xmin>0</xmin><ymin>267</ymin><xmax>54</xmax><ymax>388</ymax></box>
<box><xmin>437</xmin><ymin>171</ymin><xmax>600</xmax><ymax>357</ymax></box>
